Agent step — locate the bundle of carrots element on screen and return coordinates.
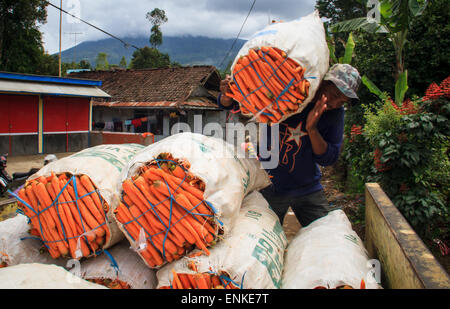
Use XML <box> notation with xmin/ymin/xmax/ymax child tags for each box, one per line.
<box><xmin>16</xmin><ymin>173</ymin><xmax>110</xmax><ymax>259</ymax></box>
<box><xmin>226</xmin><ymin>46</ymin><xmax>310</xmax><ymax>124</ymax></box>
<box><xmin>159</xmin><ymin>270</ymin><xmax>239</xmax><ymax>289</ymax></box>
<box><xmin>114</xmin><ymin>153</ymin><xmax>218</xmax><ymax>268</ymax></box>
<box><xmin>87</xmin><ymin>278</ymin><xmax>131</xmax><ymax>289</ymax></box>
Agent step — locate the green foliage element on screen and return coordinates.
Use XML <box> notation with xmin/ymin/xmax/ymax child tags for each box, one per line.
<box><xmin>95</xmin><ymin>52</ymin><xmax>110</xmax><ymax>70</ymax></box>
<box><xmin>119</xmin><ymin>56</ymin><xmax>127</xmax><ymax>68</ymax></box>
<box><xmin>405</xmin><ymin>0</ymin><xmax>450</xmax><ymax>96</ymax></box>
<box><xmin>354</xmin><ymin>95</ymin><xmax>449</xmax><ymax>238</ymax></box>
<box><xmin>0</xmin><ymin>0</ymin><xmax>48</xmax><ymax>73</ymax></box>
<box><xmin>341</xmin><ymin>33</ymin><xmax>356</xmax><ymax>64</ymax></box>
<box><xmin>364</xmin><ymin>99</ymin><xmax>403</xmax><ymax>142</ymax></box>
<box><xmin>146</xmin><ymin>8</ymin><xmax>167</xmax><ymax>48</ymax></box>
<box><xmin>130</xmin><ymin>46</ymin><xmax>170</xmax><ymax>69</ymax></box>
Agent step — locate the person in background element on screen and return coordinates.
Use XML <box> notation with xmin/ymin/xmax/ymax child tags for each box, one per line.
<box><xmin>218</xmin><ymin>64</ymin><xmax>361</xmax><ymax>227</ymax></box>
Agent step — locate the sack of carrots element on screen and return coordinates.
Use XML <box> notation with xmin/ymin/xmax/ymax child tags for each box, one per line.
<box><xmin>281</xmin><ymin>210</ymin><xmax>381</xmax><ymax>289</ymax></box>
<box><xmin>114</xmin><ymin>132</ymin><xmax>271</xmax><ymax>269</ymax></box>
<box><xmin>0</xmin><ymin>214</ymin><xmax>67</xmax><ymax>268</ymax></box>
<box><xmin>226</xmin><ymin>11</ymin><xmax>329</xmax><ymax>124</ymax></box>
<box><xmin>69</xmin><ymin>240</ymin><xmax>157</xmax><ymax>289</ymax></box>
<box><xmin>0</xmin><ymin>263</ymin><xmax>108</xmax><ymax>289</ymax></box>
<box><xmin>13</xmin><ymin>144</ymin><xmax>145</xmax><ymax>260</ymax></box>
<box><xmin>156</xmin><ymin>191</ymin><xmax>288</xmax><ymax>289</ymax></box>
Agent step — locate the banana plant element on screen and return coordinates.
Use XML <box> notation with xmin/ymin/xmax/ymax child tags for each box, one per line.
<box><xmin>325</xmin><ymin>25</ymin><xmax>356</xmax><ymax>66</ymax></box>
<box><xmin>331</xmin><ymin>0</ymin><xmax>428</xmax><ymax>104</ymax></box>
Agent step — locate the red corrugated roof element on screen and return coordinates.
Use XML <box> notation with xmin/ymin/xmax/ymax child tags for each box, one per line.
<box><xmin>93</xmin><ymin>100</ymin><xmax>219</xmax><ymax>109</ymax></box>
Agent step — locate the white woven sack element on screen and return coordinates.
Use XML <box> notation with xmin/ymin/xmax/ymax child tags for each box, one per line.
<box><xmin>118</xmin><ymin>133</ymin><xmax>271</xmax><ymax>252</ymax></box>
<box><xmin>231</xmin><ymin>10</ymin><xmax>330</xmax><ymax>122</ymax></box>
<box><xmin>0</xmin><ymin>263</ymin><xmax>107</xmax><ymax>289</ymax></box>
<box><xmin>282</xmin><ymin>210</ymin><xmax>380</xmax><ymax>289</ymax></box>
<box><xmin>0</xmin><ymin>214</ymin><xmax>66</xmax><ymax>267</ymax></box>
<box><xmin>156</xmin><ymin>191</ymin><xmax>287</xmax><ymax>289</ymax></box>
<box><xmin>70</xmin><ymin>240</ymin><xmax>157</xmax><ymax>289</ymax></box>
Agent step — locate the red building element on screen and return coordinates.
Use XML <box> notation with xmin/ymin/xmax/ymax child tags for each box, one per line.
<box><xmin>0</xmin><ymin>72</ymin><xmax>110</xmax><ymax>155</ymax></box>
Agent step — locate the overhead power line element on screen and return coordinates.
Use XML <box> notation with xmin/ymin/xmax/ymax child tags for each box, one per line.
<box><xmin>218</xmin><ymin>0</ymin><xmax>257</xmax><ymax>69</ymax></box>
<box><xmin>45</xmin><ymin>0</ymin><xmax>140</xmax><ymax>50</ymax></box>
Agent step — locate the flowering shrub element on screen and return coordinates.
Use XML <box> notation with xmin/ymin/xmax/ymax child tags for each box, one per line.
<box><xmin>343</xmin><ymin>77</ymin><xmax>449</xmax><ymax>238</ymax></box>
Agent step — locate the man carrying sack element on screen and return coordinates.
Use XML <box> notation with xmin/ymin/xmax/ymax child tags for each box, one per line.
<box><xmin>218</xmin><ymin>64</ymin><xmax>361</xmax><ymax>227</ymax></box>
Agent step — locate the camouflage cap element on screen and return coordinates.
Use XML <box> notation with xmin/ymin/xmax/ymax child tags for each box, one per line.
<box><xmin>324</xmin><ymin>64</ymin><xmax>361</xmax><ymax>100</ymax></box>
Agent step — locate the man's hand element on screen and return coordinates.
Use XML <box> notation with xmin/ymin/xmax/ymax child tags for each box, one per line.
<box><xmin>219</xmin><ymin>75</ymin><xmax>234</xmax><ymax>107</ymax></box>
<box><xmin>306</xmin><ymin>94</ymin><xmax>328</xmax><ymax>133</ymax></box>
<box><xmin>306</xmin><ymin>94</ymin><xmax>328</xmax><ymax>156</ymax></box>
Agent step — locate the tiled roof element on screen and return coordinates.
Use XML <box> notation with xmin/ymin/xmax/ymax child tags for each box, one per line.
<box><xmin>93</xmin><ymin>100</ymin><xmax>219</xmax><ymax>109</ymax></box>
<box><xmin>68</xmin><ymin>66</ymin><xmax>221</xmax><ymax>106</ymax></box>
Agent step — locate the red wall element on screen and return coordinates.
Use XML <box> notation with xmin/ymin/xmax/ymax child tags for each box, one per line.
<box><xmin>0</xmin><ymin>94</ymin><xmax>38</xmax><ymax>134</ymax></box>
<box><xmin>43</xmin><ymin>96</ymin><xmax>90</xmax><ymax>133</ymax></box>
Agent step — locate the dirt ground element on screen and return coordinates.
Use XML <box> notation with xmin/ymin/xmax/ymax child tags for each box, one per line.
<box><xmin>5</xmin><ymin>152</ymin><xmax>74</xmax><ymax>176</ymax></box>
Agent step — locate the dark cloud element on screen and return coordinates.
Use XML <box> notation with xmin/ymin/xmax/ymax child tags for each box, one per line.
<box><xmin>205</xmin><ymin>0</ymin><xmax>316</xmax><ymax>20</ymax></box>
<box><xmin>41</xmin><ymin>0</ymin><xmax>316</xmax><ymax>54</ymax></box>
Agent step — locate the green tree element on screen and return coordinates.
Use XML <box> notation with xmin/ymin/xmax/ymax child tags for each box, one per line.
<box><xmin>95</xmin><ymin>52</ymin><xmax>110</xmax><ymax>70</ymax></box>
<box><xmin>34</xmin><ymin>53</ymin><xmax>59</xmax><ymax>76</ymax></box>
<box><xmin>146</xmin><ymin>8</ymin><xmax>168</xmax><ymax>48</ymax></box>
<box><xmin>405</xmin><ymin>0</ymin><xmax>450</xmax><ymax>95</ymax></box>
<box><xmin>0</xmin><ymin>0</ymin><xmax>48</xmax><ymax>73</ymax></box>
<box><xmin>79</xmin><ymin>59</ymin><xmax>91</xmax><ymax>70</ymax></box>
<box><xmin>130</xmin><ymin>46</ymin><xmax>170</xmax><ymax>69</ymax></box>
<box><xmin>331</xmin><ymin>0</ymin><xmax>429</xmax><ymax>104</ymax></box>
<box><xmin>119</xmin><ymin>56</ymin><xmax>127</xmax><ymax>68</ymax></box>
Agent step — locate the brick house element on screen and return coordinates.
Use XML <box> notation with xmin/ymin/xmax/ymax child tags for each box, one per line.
<box><xmin>69</xmin><ymin>66</ymin><xmax>233</xmax><ymax>142</ymax></box>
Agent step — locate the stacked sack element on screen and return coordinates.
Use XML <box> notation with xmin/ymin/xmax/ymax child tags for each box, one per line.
<box><xmin>0</xmin><ymin>214</ymin><xmax>67</xmax><ymax>268</ymax></box>
<box><xmin>282</xmin><ymin>210</ymin><xmax>381</xmax><ymax>289</ymax></box>
<box><xmin>114</xmin><ymin>132</ymin><xmax>272</xmax><ymax>269</ymax></box>
<box><xmin>156</xmin><ymin>191</ymin><xmax>288</xmax><ymax>289</ymax></box>
<box><xmin>70</xmin><ymin>240</ymin><xmax>157</xmax><ymax>289</ymax></box>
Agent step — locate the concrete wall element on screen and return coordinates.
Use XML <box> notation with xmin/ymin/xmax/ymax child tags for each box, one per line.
<box><xmin>0</xmin><ymin>135</ymin><xmax>38</xmax><ymax>156</ymax></box>
<box><xmin>365</xmin><ymin>183</ymin><xmax>450</xmax><ymax>289</ymax></box>
<box><xmin>43</xmin><ymin>133</ymin><xmax>89</xmax><ymax>154</ymax></box>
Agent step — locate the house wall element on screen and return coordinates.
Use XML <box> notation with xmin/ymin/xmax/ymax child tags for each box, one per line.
<box><xmin>0</xmin><ymin>94</ymin><xmax>92</xmax><ymax>155</ymax></box>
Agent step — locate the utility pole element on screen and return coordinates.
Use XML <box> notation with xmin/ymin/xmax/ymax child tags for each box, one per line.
<box><xmin>65</xmin><ymin>32</ymin><xmax>83</xmax><ymax>64</ymax></box>
<box><xmin>59</xmin><ymin>0</ymin><xmax>63</xmax><ymax>77</ymax></box>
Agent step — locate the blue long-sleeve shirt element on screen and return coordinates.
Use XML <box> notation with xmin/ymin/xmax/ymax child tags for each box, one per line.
<box><xmin>217</xmin><ymin>94</ymin><xmax>344</xmax><ymax>197</ymax></box>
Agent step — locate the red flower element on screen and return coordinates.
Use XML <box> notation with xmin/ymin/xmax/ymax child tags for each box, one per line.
<box><xmin>399</xmin><ymin>183</ymin><xmax>409</xmax><ymax>193</ymax></box>
<box><xmin>440</xmin><ymin>76</ymin><xmax>450</xmax><ymax>98</ymax></box>
<box><xmin>374</xmin><ymin>148</ymin><xmax>391</xmax><ymax>172</ymax></box>
<box><xmin>349</xmin><ymin>125</ymin><xmax>363</xmax><ymax>143</ymax></box>
<box><xmin>390</xmin><ymin>98</ymin><xmax>418</xmax><ymax>115</ymax></box>
<box><xmin>423</xmin><ymin>82</ymin><xmax>444</xmax><ymax>101</ymax></box>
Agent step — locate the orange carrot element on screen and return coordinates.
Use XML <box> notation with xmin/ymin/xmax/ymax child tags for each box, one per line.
<box><xmin>146</xmin><ymin>185</ymin><xmax>197</xmax><ymax>246</ymax></box>
<box><xmin>172</xmin><ymin>270</ymin><xmax>184</xmax><ymax>289</ymax></box>
<box><xmin>33</xmin><ymin>182</ymin><xmax>69</xmax><ymax>256</ymax></box>
<box><xmin>194</xmin><ymin>274</ymin><xmax>209</xmax><ymax>289</ymax></box>
<box><xmin>76</xmin><ymin>176</ymin><xmax>105</xmax><ymax>225</ymax></box>
<box><xmin>115</xmin><ymin>204</ymin><xmax>164</xmax><ymax>265</ymax></box>
<box><xmin>65</xmin><ymin>183</ymin><xmax>106</xmax><ymax>238</ymax></box>
<box><xmin>59</xmin><ymin>179</ymin><xmax>96</xmax><ymax>243</ymax></box>
<box><xmin>79</xmin><ymin>175</ymin><xmax>105</xmax><ymax>212</ymax></box>
<box><xmin>46</xmin><ymin>181</ymin><xmax>79</xmax><ymax>258</ymax></box>
<box><xmin>179</xmin><ymin>274</ymin><xmax>193</xmax><ymax>289</ymax></box>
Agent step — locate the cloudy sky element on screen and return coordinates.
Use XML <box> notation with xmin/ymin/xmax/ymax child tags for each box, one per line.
<box><xmin>40</xmin><ymin>0</ymin><xmax>317</xmax><ymax>54</ymax></box>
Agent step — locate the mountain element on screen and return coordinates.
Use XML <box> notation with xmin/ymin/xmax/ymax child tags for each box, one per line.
<box><xmin>59</xmin><ymin>35</ymin><xmax>247</xmax><ymax>70</ymax></box>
